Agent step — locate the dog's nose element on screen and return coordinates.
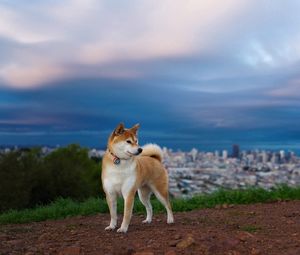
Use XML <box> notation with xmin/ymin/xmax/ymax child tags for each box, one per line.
<box><xmin>138</xmin><ymin>148</ymin><xmax>143</xmax><ymax>154</ymax></box>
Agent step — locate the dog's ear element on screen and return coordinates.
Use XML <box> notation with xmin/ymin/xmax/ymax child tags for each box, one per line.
<box><xmin>114</xmin><ymin>123</ymin><xmax>125</xmax><ymax>136</ymax></box>
<box><xmin>130</xmin><ymin>123</ymin><xmax>140</xmax><ymax>134</ymax></box>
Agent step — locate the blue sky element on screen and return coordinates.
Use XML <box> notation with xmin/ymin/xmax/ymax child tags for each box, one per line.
<box><xmin>0</xmin><ymin>0</ymin><xmax>300</xmax><ymax>151</ymax></box>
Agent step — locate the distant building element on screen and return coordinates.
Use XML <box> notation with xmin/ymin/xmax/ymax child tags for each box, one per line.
<box><xmin>214</xmin><ymin>150</ymin><xmax>219</xmax><ymax>158</ymax></box>
<box><xmin>232</xmin><ymin>144</ymin><xmax>240</xmax><ymax>158</ymax></box>
<box><xmin>222</xmin><ymin>150</ymin><xmax>228</xmax><ymax>160</ymax></box>
<box><xmin>262</xmin><ymin>151</ymin><xmax>268</xmax><ymax>164</ymax></box>
<box><xmin>190</xmin><ymin>148</ymin><xmax>198</xmax><ymax>161</ymax></box>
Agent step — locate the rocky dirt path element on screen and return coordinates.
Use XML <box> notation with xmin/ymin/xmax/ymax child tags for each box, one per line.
<box><xmin>0</xmin><ymin>201</ymin><xmax>300</xmax><ymax>255</ymax></box>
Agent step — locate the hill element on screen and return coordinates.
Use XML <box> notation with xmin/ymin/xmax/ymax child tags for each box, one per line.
<box><xmin>1</xmin><ymin>200</ymin><xmax>299</xmax><ymax>255</ymax></box>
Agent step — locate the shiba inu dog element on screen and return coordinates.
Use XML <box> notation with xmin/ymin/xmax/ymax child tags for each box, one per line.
<box><xmin>101</xmin><ymin>123</ymin><xmax>174</xmax><ymax>233</ymax></box>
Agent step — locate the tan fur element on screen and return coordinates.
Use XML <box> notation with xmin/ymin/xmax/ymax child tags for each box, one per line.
<box><xmin>101</xmin><ymin>123</ymin><xmax>174</xmax><ymax>233</ymax></box>
<box><xmin>140</xmin><ymin>143</ymin><xmax>163</xmax><ymax>162</ymax></box>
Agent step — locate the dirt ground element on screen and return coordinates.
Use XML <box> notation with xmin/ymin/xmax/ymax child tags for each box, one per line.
<box><xmin>0</xmin><ymin>200</ymin><xmax>300</xmax><ymax>255</ymax></box>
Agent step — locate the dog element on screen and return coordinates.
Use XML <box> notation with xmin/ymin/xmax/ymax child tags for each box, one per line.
<box><xmin>101</xmin><ymin>123</ymin><xmax>174</xmax><ymax>233</ymax></box>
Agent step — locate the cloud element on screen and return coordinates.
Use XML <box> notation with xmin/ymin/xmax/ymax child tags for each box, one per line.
<box><xmin>269</xmin><ymin>79</ymin><xmax>300</xmax><ymax>98</ymax></box>
<box><xmin>0</xmin><ymin>0</ymin><xmax>254</xmax><ymax>88</ymax></box>
<box><xmin>0</xmin><ymin>62</ymin><xmax>67</xmax><ymax>88</ymax></box>
<box><xmin>1</xmin><ymin>0</ymin><xmax>300</xmax><ymax>148</ymax></box>
<box><xmin>0</xmin><ymin>5</ymin><xmax>56</xmax><ymax>44</ymax></box>
<box><xmin>78</xmin><ymin>0</ymin><xmax>251</xmax><ymax>62</ymax></box>
<box><xmin>1</xmin><ymin>0</ymin><xmax>300</xmax><ymax>90</ymax></box>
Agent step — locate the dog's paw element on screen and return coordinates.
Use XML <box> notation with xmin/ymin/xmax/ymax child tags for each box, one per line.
<box><xmin>142</xmin><ymin>219</ymin><xmax>152</xmax><ymax>224</ymax></box>
<box><xmin>105</xmin><ymin>225</ymin><xmax>116</xmax><ymax>231</ymax></box>
<box><xmin>117</xmin><ymin>227</ymin><xmax>128</xmax><ymax>233</ymax></box>
<box><xmin>167</xmin><ymin>218</ymin><xmax>174</xmax><ymax>224</ymax></box>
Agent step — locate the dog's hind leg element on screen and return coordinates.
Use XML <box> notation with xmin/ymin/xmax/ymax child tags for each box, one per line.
<box><xmin>151</xmin><ymin>182</ymin><xmax>174</xmax><ymax>224</ymax></box>
<box><xmin>138</xmin><ymin>186</ymin><xmax>153</xmax><ymax>223</ymax></box>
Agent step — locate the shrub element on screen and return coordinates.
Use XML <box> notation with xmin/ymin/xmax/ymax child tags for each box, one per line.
<box><xmin>0</xmin><ymin>145</ymin><xmax>103</xmax><ymax>212</ymax></box>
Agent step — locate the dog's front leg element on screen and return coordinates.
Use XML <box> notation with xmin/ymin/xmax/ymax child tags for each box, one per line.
<box><xmin>117</xmin><ymin>190</ymin><xmax>135</xmax><ymax>233</ymax></box>
<box><xmin>105</xmin><ymin>193</ymin><xmax>118</xmax><ymax>230</ymax></box>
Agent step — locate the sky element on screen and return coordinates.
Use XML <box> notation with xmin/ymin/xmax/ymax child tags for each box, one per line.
<box><xmin>0</xmin><ymin>0</ymin><xmax>300</xmax><ymax>152</ymax></box>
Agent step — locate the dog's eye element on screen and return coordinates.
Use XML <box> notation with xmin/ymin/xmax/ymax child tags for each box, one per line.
<box><xmin>126</xmin><ymin>140</ymin><xmax>132</xmax><ymax>144</ymax></box>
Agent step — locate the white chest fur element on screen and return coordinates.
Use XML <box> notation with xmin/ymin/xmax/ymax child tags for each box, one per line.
<box><xmin>103</xmin><ymin>160</ymin><xmax>137</xmax><ymax>197</ymax></box>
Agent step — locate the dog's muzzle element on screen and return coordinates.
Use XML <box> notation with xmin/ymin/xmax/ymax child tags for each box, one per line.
<box><xmin>135</xmin><ymin>148</ymin><xmax>143</xmax><ymax>155</ymax></box>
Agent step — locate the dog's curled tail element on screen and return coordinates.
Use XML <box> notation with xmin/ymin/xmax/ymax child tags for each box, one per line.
<box><xmin>141</xmin><ymin>143</ymin><xmax>163</xmax><ymax>162</ymax></box>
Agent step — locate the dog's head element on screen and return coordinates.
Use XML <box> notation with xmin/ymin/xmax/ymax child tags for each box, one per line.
<box><xmin>108</xmin><ymin>123</ymin><xmax>143</xmax><ymax>159</ymax></box>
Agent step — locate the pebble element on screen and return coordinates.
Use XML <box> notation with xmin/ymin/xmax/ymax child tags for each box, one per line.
<box><xmin>222</xmin><ymin>203</ymin><xmax>229</xmax><ymax>209</ymax></box>
<box><xmin>223</xmin><ymin>238</ymin><xmax>240</xmax><ymax>248</ymax></box>
<box><xmin>6</xmin><ymin>239</ymin><xmax>24</xmax><ymax>246</ymax></box>
<box><xmin>169</xmin><ymin>240</ymin><xmax>180</xmax><ymax>247</ymax></box>
<box><xmin>286</xmin><ymin>220</ymin><xmax>295</xmax><ymax>224</ymax></box>
<box><xmin>236</xmin><ymin>232</ymin><xmax>254</xmax><ymax>241</ymax></box>
<box><xmin>174</xmin><ymin>234</ymin><xmax>181</xmax><ymax>240</ymax></box>
<box><xmin>285</xmin><ymin>248</ymin><xmax>300</xmax><ymax>255</ymax></box>
<box><xmin>227</xmin><ymin>251</ymin><xmax>241</xmax><ymax>255</ymax></box>
<box><xmin>58</xmin><ymin>246</ymin><xmax>81</xmax><ymax>255</ymax></box>
<box><xmin>176</xmin><ymin>235</ymin><xmax>195</xmax><ymax>249</ymax></box>
<box><xmin>164</xmin><ymin>250</ymin><xmax>177</xmax><ymax>255</ymax></box>
<box><xmin>38</xmin><ymin>233</ymin><xmax>49</xmax><ymax>242</ymax></box>
<box><xmin>113</xmin><ymin>245</ymin><xmax>135</xmax><ymax>255</ymax></box>
<box><xmin>0</xmin><ymin>233</ymin><xmax>8</xmax><ymax>241</ymax></box>
<box><xmin>133</xmin><ymin>252</ymin><xmax>154</xmax><ymax>255</ymax></box>
<box><xmin>250</xmin><ymin>248</ymin><xmax>261</xmax><ymax>255</ymax></box>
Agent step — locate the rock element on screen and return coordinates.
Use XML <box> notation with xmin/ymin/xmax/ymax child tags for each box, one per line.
<box><xmin>236</xmin><ymin>232</ymin><xmax>254</xmax><ymax>242</ymax></box>
<box><xmin>58</xmin><ymin>246</ymin><xmax>81</xmax><ymax>255</ymax></box>
<box><xmin>227</xmin><ymin>251</ymin><xmax>241</xmax><ymax>255</ymax></box>
<box><xmin>6</xmin><ymin>239</ymin><xmax>22</xmax><ymax>245</ymax></box>
<box><xmin>114</xmin><ymin>245</ymin><xmax>135</xmax><ymax>255</ymax></box>
<box><xmin>0</xmin><ymin>233</ymin><xmax>8</xmax><ymax>241</ymax></box>
<box><xmin>38</xmin><ymin>233</ymin><xmax>49</xmax><ymax>242</ymax></box>
<box><xmin>6</xmin><ymin>239</ymin><xmax>24</xmax><ymax>247</ymax></box>
<box><xmin>286</xmin><ymin>248</ymin><xmax>300</xmax><ymax>255</ymax></box>
<box><xmin>223</xmin><ymin>238</ymin><xmax>240</xmax><ymax>249</ymax></box>
<box><xmin>164</xmin><ymin>250</ymin><xmax>177</xmax><ymax>255</ymax></box>
<box><xmin>222</xmin><ymin>203</ymin><xmax>229</xmax><ymax>209</ymax></box>
<box><xmin>174</xmin><ymin>234</ymin><xmax>181</xmax><ymax>240</ymax></box>
<box><xmin>133</xmin><ymin>252</ymin><xmax>154</xmax><ymax>255</ymax></box>
<box><xmin>27</xmin><ymin>247</ymin><xmax>38</xmax><ymax>253</ymax></box>
<box><xmin>286</xmin><ymin>220</ymin><xmax>295</xmax><ymax>224</ymax></box>
<box><xmin>250</xmin><ymin>248</ymin><xmax>261</xmax><ymax>255</ymax></box>
<box><xmin>147</xmin><ymin>239</ymin><xmax>154</xmax><ymax>245</ymax></box>
<box><xmin>208</xmin><ymin>244</ymin><xmax>220</xmax><ymax>253</ymax></box>
<box><xmin>169</xmin><ymin>240</ymin><xmax>180</xmax><ymax>247</ymax></box>
<box><xmin>176</xmin><ymin>235</ymin><xmax>195</xmax><ymax>249</ymax></box>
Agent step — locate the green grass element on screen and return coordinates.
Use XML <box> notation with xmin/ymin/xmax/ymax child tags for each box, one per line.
<box><xmin>239</xmin><ymin>225</ymin><xmax>262</xmax><ymax>233</ymax></box>
<box><xmin>0</xmin><ymin>185</ymin><xmax>300</xmax><ymax>225</ymax></box>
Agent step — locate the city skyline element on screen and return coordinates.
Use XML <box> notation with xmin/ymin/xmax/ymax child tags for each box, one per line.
<box><xmin>1</xmin><ymin>1</ymin><xmax>300</xmax><ymax>150</ymax></box>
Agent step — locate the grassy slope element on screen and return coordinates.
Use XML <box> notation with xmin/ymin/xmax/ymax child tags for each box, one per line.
<box><xmin>1</xmin><ymin>186</ymin><xmax>300</xmax><ymax>225</ymax></box>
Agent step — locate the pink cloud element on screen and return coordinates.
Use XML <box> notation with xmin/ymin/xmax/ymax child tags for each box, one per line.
<box><xmin>269</xmin><ymin>79</ymin><xmax>300</xmax><ymax>98</ymax></box>
<box><xmin>0</xmin><ymin>63</ymin><xmax>68</xmax><ymax>88</ymax></box>
<box><xmin>0</xmin><ymin>0</ymin><xmax>252</xmax><ymax>88</ymax></box>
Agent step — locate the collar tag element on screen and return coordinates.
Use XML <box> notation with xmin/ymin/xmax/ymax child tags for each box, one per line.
<box><xmin>108</xmin><ymin>149</ymin><xmax>121</xmax><ymax>165</ymax></box>
<box><xmin>113</xmin><ymin>157</ymin><xmax>121</xmax><ymax>165</ymax></box>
